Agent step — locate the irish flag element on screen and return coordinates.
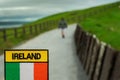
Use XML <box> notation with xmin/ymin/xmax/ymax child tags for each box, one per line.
<box><xmin>5</xmin><ymin>63</ymin><xmax>48</xmax><ymax>80</ymax></box>
<box><xmin>5</xmin><ymin>50</ymin><xmax>48</xmax><ymax>80</ymax></box>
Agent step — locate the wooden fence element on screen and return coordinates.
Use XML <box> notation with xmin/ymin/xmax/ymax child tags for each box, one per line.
<box><xmin>0</xmin><ymin>20</ymin><xmax>58</xmax><ymax>41</ymax></box>
<box><xmin>74</xmin><ymin>25</ymin><xmax>120</xmax><ymax>80</ymax></box>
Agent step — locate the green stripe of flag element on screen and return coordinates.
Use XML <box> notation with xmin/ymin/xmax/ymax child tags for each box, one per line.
<box><xmin>5</xmin><ymin>63</ymin><xmax>20</xmax><ymax>80</ymax></box>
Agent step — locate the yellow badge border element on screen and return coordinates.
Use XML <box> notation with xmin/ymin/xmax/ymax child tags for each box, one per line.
<box><xmin>4</xmin><ymin>49</ymin><xmax>49</xmax><ymax>63</ymax></box>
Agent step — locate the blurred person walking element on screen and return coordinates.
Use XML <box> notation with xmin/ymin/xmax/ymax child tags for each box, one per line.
<box><xmin>58</xmin><ymin>18</ymin><xmax>68</xmax><ymax>38</ymax></box>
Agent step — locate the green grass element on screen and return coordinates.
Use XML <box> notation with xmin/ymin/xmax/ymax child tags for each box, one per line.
<box><xmin>27</xmin><ymin>2</ymin><xmax>119</xmax><ymax>25</ymax></box>
<box><xmin>80</xmin><ymin>6</ymin><xmax>120</xmax><ymax>50</ymax></box>
<box><xmin>0</xmin><ymin>1</ymin><xmax>119</xmax><ymax>54</ymax></box>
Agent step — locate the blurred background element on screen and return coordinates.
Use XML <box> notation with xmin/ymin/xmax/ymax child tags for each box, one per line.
<box><xmin>0</xmin><ymin>0</ymin><xmax>119</xmax><ymax>29</ymax></box>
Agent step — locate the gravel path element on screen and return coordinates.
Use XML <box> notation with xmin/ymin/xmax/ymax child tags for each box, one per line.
<box><xmin>0</xmin><ymin>24</ymin><xmax>88</xmax><ymax>80</ymax></box>
<box><xmin>0</xmin><ymin>54</ymin><xmax>4</xmax><ymax>80</ymax></box>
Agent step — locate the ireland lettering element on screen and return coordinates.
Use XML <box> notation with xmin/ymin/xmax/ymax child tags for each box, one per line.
<box><xmin>12</xmin><ymin>53</ymin><xmax>41</xmax><ymax>60</ymax></box>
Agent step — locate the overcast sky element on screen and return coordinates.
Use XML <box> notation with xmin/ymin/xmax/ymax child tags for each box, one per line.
<box><xmin>0</xmin><ymin>0</ymin><xmax>119</xmax><ymax>21</ymax></box>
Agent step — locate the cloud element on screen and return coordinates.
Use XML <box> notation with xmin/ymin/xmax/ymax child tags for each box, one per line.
<box><xmin>0</xmin><ymin>0</ymin><xmax>118</xmax><ymax>8</ymax></box>
<box><xmin>0</xmin><ymin>6</ymin><xmax>64</xmax><ymax>17</ymax></box>
<box><xmin>0</xmin><ymin>7</ymin><xmax>31</xmax><ymax>11</ymax></box>
<box><xmin>0</xmin><ymin>0</ymin><xmax>118</xmax><ymax>21</ymax></box>
<box><xmin>0</xmin><ymin>17</ymin><xmax>39</xmax><ymax>22</ymax></box>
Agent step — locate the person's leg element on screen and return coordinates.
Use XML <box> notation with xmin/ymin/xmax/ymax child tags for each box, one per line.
<box><xmin>61</xmin><ymin>29</ymin><xmax>65</xmax><ymax>38</ymax></box>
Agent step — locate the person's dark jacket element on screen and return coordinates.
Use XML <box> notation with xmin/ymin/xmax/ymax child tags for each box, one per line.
<box><xmin>58</xmin><ymin>20</ymin><xmax>67</xmax><ymax>29</ymax></box>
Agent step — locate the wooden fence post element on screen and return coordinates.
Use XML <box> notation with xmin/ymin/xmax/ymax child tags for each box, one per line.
<box><xmin>22</xmin><ymin>27</ymin><xmax>26</xmax><ymax>35</ymax></box>
<box><xmin>39</xmin><ymin>24</ymin><xmax>41</xmax><ymax>31</ymax></box>
<box><xmin>99</xmin><ymin>46</ymin><xmax>117</xmax><ymax>80</ymax></box>
<box><xmin>35</xmin><ymin>25</ymin><xmax>38</xmax><ymax>34</ymax></box>
<box><xmin>29</xmin><ymin>26</ymin><xmax>33</xmax><ymax>34</ymax></box>
<box><xmin>43</xmin><ymin>22</ymin><xmax>45</xmax><ymax>29</ymax></box>
<box><xmin>37</xmin><ymin>24</ymin><xmax>39</xmax><ymax>32</ymax></box>
<box><xmin>85</xmin><ymin>35</ymin><xmax>96</xmax><ymax>74</ymax></box>
<box><xmin>93</xmin><ymin>42</ymin><xmax>106</xmax><ymax>80</ymax></box>
<box><xmin>53</xmin><ymin>20</ymin><xmax>56</xmax><ymax>26</ymax></box>
<box><xmin>89</xmin><ymin>38</ymin><xmax>100</xmax><ymax>80</ymax></box>
<box><xmin>74</xmin><ymin>25</ymin><xmax>81</xmax><ymax>44</ymax></box>
<box><xmin>47</xmin><ymin>21</ymin><xmax>49</xmax><ymax>28</ymax></box>
<box><xmin>3</xmin><ymin>29</ymin><xmax>7</xmax><ymax>41</ymax></box>
<box><xmin>14</xmin><ymin>28</ymin><xmax>18</xmax><ymax>38</ymax></box>
<box><xmin>50</xmin><ymin>21</ymin><xmax>53</xmax><ymax>26</ymax></box>
<box><xmin>83</xmin><ymin>33</ymin><xmax>93</xmax><ymax>69</ymax></box>
<box><xmin>109</xmin><ymin>51</ymin><xmax>120</xmax><ymax>80</ymax></box>
<box><xmin>41</xmin><ymin>23</ymin><xmax>44</xmax><ymax>30</ymax></box>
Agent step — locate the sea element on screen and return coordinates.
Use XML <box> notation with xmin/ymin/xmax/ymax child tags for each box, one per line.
<box><xmin>0</xmin><ymin>24</ymin><xmax>22</xmax><ymax>29</ymax></box>
<box><xmin>0</xmin><ymin>21</ymin><xmax>30</xmax><ymax>29</ymax></box>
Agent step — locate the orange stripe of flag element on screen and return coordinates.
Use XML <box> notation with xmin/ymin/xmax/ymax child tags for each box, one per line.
<box><xmin>34</xmin><ymin>63</ymin><xmax>48</xmax><ymax>80</ymax></box>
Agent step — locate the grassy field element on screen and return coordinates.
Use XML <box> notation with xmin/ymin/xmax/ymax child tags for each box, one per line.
<box><xmin>0</xmin><ymin>1</ymin><xmax>119</xmax><ymax>54</ymax></box>
<box><xmin>80</xmin><ymin>6</ymin><xmax>120</xmax><ymax>50</ymax></box>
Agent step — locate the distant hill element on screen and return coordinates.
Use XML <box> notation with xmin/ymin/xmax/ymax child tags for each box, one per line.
<box><xmin>0</xmin><ymin>21</ymin><xmax>30</xmax><ymax>25</ymax></box>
